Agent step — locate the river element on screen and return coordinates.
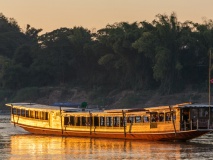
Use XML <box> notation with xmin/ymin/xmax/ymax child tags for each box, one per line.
<box><xmin>0</xmin><ymin>115</ymin><xmax>213</xmax><ymax>160</ymax></box>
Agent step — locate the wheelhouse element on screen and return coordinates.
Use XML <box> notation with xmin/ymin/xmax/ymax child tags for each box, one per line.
<box><xmin>179</xmin><ymin>104</ymin><xmax>213</xmax><ymax>130</ymax></box>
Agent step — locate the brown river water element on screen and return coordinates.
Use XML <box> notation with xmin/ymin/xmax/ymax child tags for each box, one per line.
<box><xmin>0</xmin><ymin>115</ymin><xmax>213</xmax><ymax>160</ymax></box>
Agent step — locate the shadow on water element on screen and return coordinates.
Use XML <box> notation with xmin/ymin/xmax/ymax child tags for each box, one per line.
<box><xmin>0</xmin><ymin>115</ymin><xmax>213</xmax><ymax>160</ymax></box>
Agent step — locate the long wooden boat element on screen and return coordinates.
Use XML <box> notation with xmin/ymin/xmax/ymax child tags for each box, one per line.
<box><xmin>6</xmin><ymin>102</ymin><xmax>213</xmax><ymax>141</ymax></box>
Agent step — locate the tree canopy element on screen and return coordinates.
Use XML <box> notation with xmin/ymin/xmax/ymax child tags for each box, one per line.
<box><xmin>0</xmin><ymin>12</ymin><xmax>213</xmax><ymax>94</ymax></box>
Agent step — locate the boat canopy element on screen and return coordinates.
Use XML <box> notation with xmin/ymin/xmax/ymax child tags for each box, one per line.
<box><xmin>104</xmin><ymin>108</ymin><xmax>147</xmax><ymax>113</ymax></box>
<box><xmin>6</xmin><ymin>103</ymin><xmax>101</xmax><ymax>112</ymax></box>
<box><xmin>6</xmin><ymin>103</ymin><xmax>74</xmax><ymax>111</ymax></box>
<box><xmin>179</xmin><ymin>104</ymin><xmax>213</xmax><ymax>108</ymax></box>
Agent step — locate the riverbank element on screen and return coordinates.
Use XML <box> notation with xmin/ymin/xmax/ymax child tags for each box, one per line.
<box><xmin>0</xmin><ymin>87</ymin><xmax>211</xmax><ymax>110</ymax></box>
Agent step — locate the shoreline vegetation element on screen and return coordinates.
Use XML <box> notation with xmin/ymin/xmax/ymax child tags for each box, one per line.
<box><xmin>0</xmin><ymin>12</ymin><xmax>213</xmax><ymax>110</ymax></box>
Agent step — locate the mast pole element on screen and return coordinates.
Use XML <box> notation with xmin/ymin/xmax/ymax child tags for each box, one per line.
<box><xmin>209</xmin><ymin>49</ymin><xmax>211</xmax><ymax>128</ymax></box>
<box><xmin>89</xmin><ymin>111</ymin><xmax>92</xmax><ymax>135</ymax></box>
<box><xmin>209</xmin><ymin>49</ymin><xmax>211</xmax><ymax>106</ymax></box>
<box><xmin>122</xmin><ymin>110</ymin><xmax>126</xmax><ymax>137</ymax></box>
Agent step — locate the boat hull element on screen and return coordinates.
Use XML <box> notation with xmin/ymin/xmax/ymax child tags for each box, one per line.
<box><xmin>15</xmin><ymin>123</ymin><xmax>210</xmax><ymax>141</ymax></box>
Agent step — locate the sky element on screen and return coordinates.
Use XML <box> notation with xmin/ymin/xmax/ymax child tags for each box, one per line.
<box><xmin>1</xmin><ymin>0</ymin><xmax>213</xmax><ymax>33</ymax></box>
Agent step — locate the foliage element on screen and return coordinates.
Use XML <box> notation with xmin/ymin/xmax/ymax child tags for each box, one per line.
<box><xmin>0</xmin><ymin>12</ymin><xmax>213</xmax><ymax>96</ymax></box>
<box><xmin>11</xmin><ymin>87</ymin><xmax>40</xmax><ymax>102</ymax></box>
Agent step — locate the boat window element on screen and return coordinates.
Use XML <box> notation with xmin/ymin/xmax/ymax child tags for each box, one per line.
<box><xmin>76</xmin><ymin>117</ymin><xmax>81</xmax><ymax>126</ymax></box>
<box><xmin>45</xmin><ymin>112</ymin><xmax>48</xmax><ymax>120</ymax></box>
<box><xmin>30</xmin><ymin>110</ymin><xmax>35</xmax><ymax>118</ymax></box>
<box><xmin>143</xmin><ymin>116</ymin><xmax>149</xmax><ymax>122</ymax></box>
<box><xmin>159</xmin><ymin>113</ymin><xmax>164</xmax><ymax>122</ymax></box>
<box><xmin>82</xmin><ymin>117</ymin><xmax>87</xmax><ymax>126</ymax></box>
<box><xmin>150</xmin><ymin>113</ymin><xmax>158</xmax><ymax>122</ymax></box>
<box><xmin>100</xmin><ymin>116</ymin><xmax>105</xmax><ymax>126</ymax></box>
<box><xmin>94</xmin><ymin>116</ymin><xmax>99</xmax><ymax>126</ymax></box>
<box><xmin>165</xmin><ymin>112</ymin><xmax>176</xmax><ymax>121</ymax></box>
<box><xmin>182</xmin><ymin>109</ymin><xmax>189</xmax><ymax>122</ymax></box>
<box><xmin>165</xmin><ymin>112</ymin><xmax>171</xmax><ymax>121</ymax></box>
<box><xmin>106</xmin><ymin>117</ymin><xmax>112</xmax><ymax>127</ymax></box>
<box><xmin>135</xmin><ymin>116</ymin><xmax>141</xmax><ymax>123</ymax></box>
<box><xmin>64</xmin><ymin>117</ymin><xmax>69</xmax><ymax>125</ymax></box>
<box><xmin>40</xmin><ymin>112</ymin><xmax>48</xmax><ymax>120</ymax></box>
<box><xmin>40</xmin><ymin>112</ymin><xmax>44</xmax><ymax>120</ymax></box>
<box><xmin>26</xmin><ymin>110</ymin><xmax>29</xmax><ymax>117</ymax></box>
<box><xmin>199</xmin><ymin>108</ymin><xmax>209</xmax><ymax>118</ymax></box>
<box><xmin>70</xmin><ymin>116</ymin><xmax>75</xmax><ymax>125</ymax></box>
<box><xmin>113</xmin><ymin>117</ymin><xmax>119</xmax><ymax>127</ymax></box>
<box><xmin>120</xmin><ymin>117</ymin><xmax>126</xmax><ymax>126</ymax></box>
<box><xmin>127</xmin><ymin>117</ymin><xmax>134</xmax><ymax>123</ymax></box>
<box><xmin>35</xmin><ymin>111</ymin><xmax>40</xmax><ymax>119</ymax></box>
<box><xmin>85</xmin><ymin>117</ymin><xmax>91</xmax><ymax>126</ymax></box>
<box><xmin>17</xmin><ymin>109</ymin><xmax>20</xmax><ymax>116</ymax></box>
<box><xmin>191</xmin><ymin>108</ymin><xmax>198</xmax><ymax>120</ymax></box>
<box><xmin>172</xmin><ymin>112</ymin><xmax>176</xmax><ymax>120</ymax></box>
<box><xmin>12</xmin><ymin>108</ymin><xmax>17</xmax><ymax>115</ymax></box>
<box><xmin>21</xmin><ymin>109</ymin><xmax>25</xmax><ymax>117</ymax></box>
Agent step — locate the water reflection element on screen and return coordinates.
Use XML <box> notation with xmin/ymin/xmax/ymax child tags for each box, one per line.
<box><xmin>1</xmin><ymin>114</ymin><xmax>213</xmax><ymax>160</ymax></box>
<box><xmin>7</xmin><ymin>135</ymin><xmax>213</xmax><ymax>160</ymax></box>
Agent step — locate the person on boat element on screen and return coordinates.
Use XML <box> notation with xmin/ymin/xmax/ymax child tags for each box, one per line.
<box><xmin>159</xmin><ymin>114</ymin><xmax>164</xmax><ymax>122</ymax></box>
<box><xmin>155</xmin><ymin>115</ymin><xmax>159</xmax><ymax>122</ymax></box>
<box><xmin>85</xmin><ymin>122</ymin><xmax>90</xmax><ymax>126</ymax></box>
<box><xmin>146</xmin><ymin>116</ymin><xmax>149</xmax><ymax>122</ymax></box>
<box><xmin>183</xmin><ymin>112</ymin><xmax>189</xmax><ymax>122</ymax></box>
<box><xmin>151</xmin><ymin>115</ymin><xmax>156</xmax><ymax>122</ymax></box>
<box><xmin>166</xmin><ymin>114</ymin><xmax>170</xmax><ymax>121</ymax></box>
<box><xmin>205</xmin><ymin>110</ymin><xmax>208</xmax><ymax>117</ymax></box>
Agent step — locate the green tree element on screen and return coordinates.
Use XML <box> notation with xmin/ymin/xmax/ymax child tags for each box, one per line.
<box><xmin>134</xmin><ymin>13</ymin><xmax>188</xmax><ymax>94</ymax></box>
<box><xmin>97</xmin><ymin>22</ymin><xmax>153</xmax><ymax>89</ymax></box>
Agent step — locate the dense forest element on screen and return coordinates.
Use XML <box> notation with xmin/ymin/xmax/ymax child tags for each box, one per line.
<box><xmin>0</xmin><ymin>12</ymin><xmax>213</xmax><ymax>104</ymax></box>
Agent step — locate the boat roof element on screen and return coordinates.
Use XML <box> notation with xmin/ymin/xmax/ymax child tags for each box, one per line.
<box><xmin>180</xmin><ymin>104</ymin><xmax>213</xmax><ymax>108</ymax></box>
<box><xmin>6</xmin><ymin>102</ymin><xmax>213</xmax><ymax>114</ymax></box>
<box><xmin>143</xmin><ymin>103</ymin><xmax>191</xmax><ymax>110</ymax></box>
<box><xmin>104</xmin><ymin>108</ymin><xmax>147</xmax><ymax>113</ymax></box>
<box><xmin>52</xmin><ymin>102</ymin><xmax>81</xmax><ymax>107</ymax></box>
<box><xmin>5</xmin><ymin>103</ymin><xmax>85</xmax><ymax>112</ymax></box>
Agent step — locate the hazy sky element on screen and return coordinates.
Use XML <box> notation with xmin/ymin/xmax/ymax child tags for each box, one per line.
<box><xmin>1</xmin><ymin>0</ymin><xmax>213</xmax><ymax>33</ymax></box>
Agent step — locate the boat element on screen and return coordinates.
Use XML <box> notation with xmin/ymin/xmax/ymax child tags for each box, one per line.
<box><xmin>5</xmin><ymin>102</ymin><xmax>213</xmax><ymax>141</ymax></box>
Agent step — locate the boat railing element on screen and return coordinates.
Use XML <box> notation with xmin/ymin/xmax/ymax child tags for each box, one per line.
<box><xmin>181</xmin><ymin>119</ymin><xmax>213</xmax><ymax>131</ymax></box>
